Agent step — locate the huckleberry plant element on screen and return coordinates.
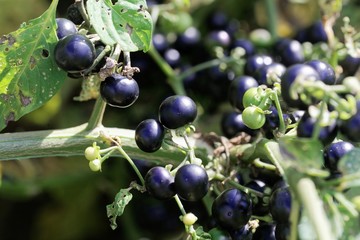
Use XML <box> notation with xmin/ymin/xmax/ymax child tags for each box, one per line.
<box><xmin>1</xmin><ymin>0</ymin><xmax>360</xmax><ymax>239</ymax></box>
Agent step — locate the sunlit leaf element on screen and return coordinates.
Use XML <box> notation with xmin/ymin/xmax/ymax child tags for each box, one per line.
<box><xmin>0</xmin><ymin>0</ymin><xmax>66</xmax><ymax>131</ymax></box>
<box><xmin>278</xmin><ymin>137</ymin><xmax>324</xmax><ymax>171</ymax></box>
<box><xmin>87</xmin><ymin>0</ymin><xmax>153</xmax><ymax>52</ymax></box>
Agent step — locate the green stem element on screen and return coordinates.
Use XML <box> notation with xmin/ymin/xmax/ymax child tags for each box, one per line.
<box><xmin>174</xmin><ymin>194</ymin><xmax>187</xmax><ymax>215</ymax></box>
<box><xmin>297</xmin><ymin>178</ymin><xmax>335</xmax><ymax>240</ymax></box>
<box><xmin>311</xmin><ymin>98</ymin><xmax>328</xmax><ymax>142</ymax></box>
<box><xmin>86</xmin><ymin>97</ymin><xmax>107</xmax><ymax>130</ymax></box>
<box><xmin>147</xmin><ymin>47</ymin><xmax>186</xmax><ymax>95</ymax></box>
<box><xmin>76</xmin><ymin>0</ymin><xmax>90</xmax><ymax>27</ymax></box>
<box><xmin>215</xmin><ymin>175</ymin><xmax>264</xmax><ymax>198</ymax></box>
<box><xmin>264</xmin><ymin>0</ymin><xmax>278</xmax><ymax>40</ymax></box>
<box><xmin>0</xmin><ymin>124</ymin><xmax>209</xmax><ymax>165</ymax></box>
<box><xmin>253</xmin><ymin>158</ymin><xmax>277</xmax><ymax>171</ymax></box>
<box><xmin>83</xmin><ymin>45</ymin><xmax>111</xmax><ymax>75</ymax></box>
<box><xmin>177</xmin><ymin>57</ymin><xmax>237</xmax><ymax>81</ymax></box>
<box><xmin>116</xmin><ymin>146</ymin><xmax>145</xmax><ymax>186</ymax></box>
<box><xmin>270</xmin><ymin>91</ymin><xmax>286</xmax><ymax>134</ymax></box>
<box><xmin>289</xmin><ymin>198</ymin><xmax>300</xmax><ymax>240</ymax></box>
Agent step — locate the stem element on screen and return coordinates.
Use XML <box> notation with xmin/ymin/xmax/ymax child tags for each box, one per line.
<box><xmin>177</xmin><ymin>57</ymin><xmax>237</xmax><ymax>81</ymax></box>
<box><xmin>253</xmin><ymin>158</ymin><xmax>277</xmax><ymax>171</ymax></box>
<box><xmin>116</xmin><ymin>145</ymin><xmax>145</xmax><ymax>186</ymax></box>
<box><xmin>214</xmin><ymin>175</ymin><xmax>264</xmax><ymax>198</ymax></box>
<box><xmin>297</xmin><ymin>178</ymin><xmax>335</xmax><ymax>240</ymax></box>
<box><xmin>289</xmin><ymin>198</ymin><xmax>300</xmax><ymax>240</ymax></box>
<box><xmin>0</xmin><ymin>124</ymin><xmax>210</xmax><ymax>165</ymax></box>
<box><xmin>86</xmin><ymin>97</ymin><xmax>107</xmax><ymax>130</ymax></box>
<box><xmin>75</xmin><ymin>0</ymin><xmax>90</xmax><ymax>27</ymax></box>
<box><xmin>174</xmin><ymin>194</ymin><xmax>187</xmax><ymax>215</ymax></box>
<box><xmin>311</xmin><ymin>98</ymin><xmax>328</xmax><ymax>142</ymax></box>
<box><xmin>83</xmin><ymin>45</ymin><xmax>111</xmax><ymax>76</ymax></box>
<box><xmin>270</xmin><ymin>91</ymin><xmax>286</xmax><ymax>134</ymax></box>
<box><xmin>264</xmin><ymin>0</ymin><xmax>278</xmax><ymax>40</ymax></box>
<box><xmin>147</xmin><ymin>47</ymin><xmax>186</xmax><ymax>95</ymax></box>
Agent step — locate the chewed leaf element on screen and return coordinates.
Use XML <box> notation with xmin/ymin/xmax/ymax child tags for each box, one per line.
<box><xmin>106</xmin><ymin>187</ymin><xmax>133</xmax><ymax>230</ymax></box>
<box><xmin>0</xmin><ymin>0</ymin><xmax>66</xmax><ymax>131</ymax></box>
<box><xmin>87</xmin><ymin>0</ymin><xmax>153</xmax><ymax>52</ymax></box>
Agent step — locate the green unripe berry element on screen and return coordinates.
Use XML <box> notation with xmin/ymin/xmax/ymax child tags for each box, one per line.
<box><xmin>85</xmin><ymin>146</ymin><xmax>98</xmax><ymax>161</ymax></box>
<box><xmin>182</xmin><ymin>212</ymin><xmax>198</xmax><ymax>226</ymax></box>
<box><xmin>242</xmin><ymin>106</ymin><xmax>266</xmax><ymax>129</ymax></box>
<box><xmin>89</xmin><ymin>159</ymin><xmax>102</xmax><ymax>172</ymax></box>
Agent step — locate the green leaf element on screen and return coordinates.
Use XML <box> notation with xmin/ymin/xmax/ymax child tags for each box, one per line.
<box><xmin>278</xmin><ymin>137</ymin><xmax>324</xmax><ymax>173</ymax></box>
<box><xmin>0</xmin><ymin>0</ymin><xmax>66</xmax><ymax>131</ymax></box>
<box><xmin>106</xmin><ymin>187</ymin><xmax>133</xmax><ymax>230</ymax></box>
<box><xmin>86</xmin><ymin>0</ymin><xmax>153</xmax><ymax>52</ymax></box>
<box><xmin>339</xmin><ymin>148</ymin><xmax>360</xmax><ymax>175</ymax></box>
<box><xmin>195</xmin><ymin>226</ymin><xmax>212</xmax><ymax>240</ymax></box>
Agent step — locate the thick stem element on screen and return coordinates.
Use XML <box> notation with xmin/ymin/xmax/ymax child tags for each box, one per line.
<box><xmin>86</xmin><ymin>97</ymin><xmax>107</xmax><ymax>130</ymax></box>
<box><xmin>264</xmin><ymin>0</ymin><xmax>278</xmax><ymax>40</ymax></box>
<box><xmin>297</xmin><ymin>178</ymin><xmax>335</xmax><ymax>240</ymax></box>
<box><xmin>0</xmin><ymin>124</ymin><xmax>211</xmax><ymax>165</ymax></box>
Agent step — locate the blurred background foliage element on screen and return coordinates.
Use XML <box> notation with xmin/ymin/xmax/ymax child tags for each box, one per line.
<box><xmin>0</xmin><ymin>0</ymin><xmax>360</xmax><ymax>239</ymax></box>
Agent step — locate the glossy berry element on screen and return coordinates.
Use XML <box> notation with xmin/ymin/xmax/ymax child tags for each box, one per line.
<box><xmin>211</xmin><ymin>188</ymin><xmax>252</xmax><ymax>230</ymax></box>
<box><xmin>275</xmin><ymin>222</ymin><xmax>290</xmax><ymax>240</ymax></box>
<box><xmin>175</xmin><ymin>26</ymin><xmax>201</xmax><ymax>52</ymax></box>
<box><xmin>269</xmin><ymin>187</ymin><xmax>291</xmax><ymax>223</ymax></box>
<box><xmin>229</xmin><ymin>224</ymin><xmax>253</xmax><ymax>240</ymax></box>
<box><xmin>297</xmin><ymin>110</ymin><xmax>338</xmax><ymax>146</ymax></box>
<box><xmin>306</xmin><ymin>60</ymin><xmax>336</xmax><ymax>85</ymax></box>
<box><xmin>145</xmin><ymin>166</ymin><xmax>176</xmax><ymax>200</ymax></box>
<box><xmin>152</xmin><ymin>32</ymin><xmax>169</xmax><ymax>53</ymax></box>
<box><xmin>280</xmin><ymin>64</ymin><xmax>320</xmax><ymax>109</ymax></box>
<box><xmin>221</xmin><ymin>111</ymin><xmax>257</xmax><ymax>138</ymax></box>
<box><xmin>307</xmin><ymin>20</ymin><xmax>328</xmax><ymax>44</ymax></box>
<box><xmin>275</xmin><ymin>38</ymin><xmax>305</xmax><ymax>66</ymax></box>
<box><xmin>100</xmin><ymin>74</ymin><xmax>139</xmax><ymax>108</ymax></box>
<box><xmin>55</xmin><ymin>18</ymin><xmax>77</xmax><ymax>39</ymax></box>
<box><xmin>252</xmin><ymin>223</ymin><xmax>276</xmax><ymax>240</ymax></box>
<box><xmin>230</xmin><ymin>38</ymin><xmax>255</xmax><ymax>58</ymax></box>
<box><xmin>174</xmin><ymin>164</ymin><xmax>209</xmax><ymax>201</ymax></box>
<box><xmin>135</xmin><ymin>119</ymin><xmax>165</xmax><ymax>153</ymax></box>
<box><xmin>323</xmin><ymin>141</ymin><xmax>355</xmax><ymax>174</ymax></box>
<box><xmin>339</xmin><ymin>100</ymin><xmax>360</xmax><ymax>142</ymax></box>
<box><xmin>295</xmin><ymin>20</ymin><xmax>328</xmax><ymax>44</ymax></box>
<box><xmin>163</xmin><ymin>48</ymin><xmax>181</xmax><ymax>67</ymax></box>
<box><xmin>228</xmin><ymin>76</ymin><xmax>258</xmax><ymax>111</ymax></box>
<box><xmin>159</xmin><ymin>95</ymin><xmax>197</xmax><ymax>129</ymax></box>
<box><xmin>245</xmin><ymin>179</ymin><xmax>269</xmax><ymax>216</ymax></box>
<box><xmin>244</xmin><ymin>54</ymin><xmax>274</xmax><ymax>76</ymax></box>
<box><xmin>339</xmin><ymin>54</ymin><xmax>360</xmax><ymax>77</ymax></box>
<box><xmin>206</xmin><ymin>30</ymin><xmax>231</xmax><ymax>48</ymax></box>
<box><xmin>54</xmin><ymin>34</ymin><xmax>95</xmax><ymax>72</ymax></box>
<box><xmin>66</xmin><ymin>4</ymin><xmax>84</xmax><ymax>25</ymax></box>
<box><xmin>254</xmin><ymin>62</ymin><xmax>286</xmax><ymax>86</ymax></box>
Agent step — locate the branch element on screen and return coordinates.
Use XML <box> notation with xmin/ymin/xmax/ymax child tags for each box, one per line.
<box><xmin>0</xmin><ymin>124</ymin><xmax>212</xmax><ymax>165</ymax></box>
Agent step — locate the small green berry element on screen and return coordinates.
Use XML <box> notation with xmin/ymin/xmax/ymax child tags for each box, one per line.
<box><xmin>89</xmin><ymin>159</ymin><xmax>102</xmax><ymax>172</ymax></box>
<box><xmin>182</xmin><ymin>212</ymin><xmax>198</xmax><ymax>226</ymax></box>
<box><xmin>85</xmin><ymin>146</ymin><xmax>98</xmax><ymax>161</ymax></box>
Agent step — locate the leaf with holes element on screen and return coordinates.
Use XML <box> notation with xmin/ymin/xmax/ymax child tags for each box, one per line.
<box><xmin>0</xmin><ymin>0</ymin><xmax>67</xmax><ymax>131</ymax></box>
<box><xmin>87</xmin><ymin>0</ymin><xmax>153</xmax><ymax>52</ymax></box>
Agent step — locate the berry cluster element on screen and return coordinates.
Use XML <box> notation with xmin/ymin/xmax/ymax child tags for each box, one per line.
<box><xmin>54</xmin><ymin>6</ymin><xmax>140</xmax><ymax>109</ymax></box>
<box><xmin>71</xmin><ymin>2</ymin><xmax>360</xmax><ymax>239</ymax></box>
